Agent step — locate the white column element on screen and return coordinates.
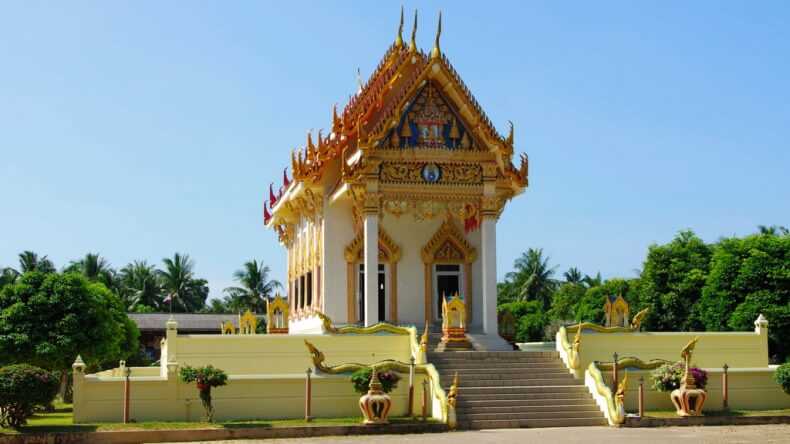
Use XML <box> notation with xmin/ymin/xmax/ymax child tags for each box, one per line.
<box><xmin>363</xmin><ymin>212</ymin><xmax>379</xmax><ymax>326</ymax></box>
<box><xmin>481</xmin><ymin>216</ymin><xmax>498</xmax><ymax>335</ymax></box>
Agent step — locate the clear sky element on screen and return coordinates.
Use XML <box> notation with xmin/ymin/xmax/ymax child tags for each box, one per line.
<box><xmin>1</xmin><ymin>1</ymin><xmax>788</xmax><ymax>299</ymax></box>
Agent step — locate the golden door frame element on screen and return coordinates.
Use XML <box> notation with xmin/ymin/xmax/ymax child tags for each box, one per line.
<box><xmin>344</xmin><ymin>228</ymin><xmax>402</xmax><ymax>323</ymax></box>
<box><xmin>421</xmin><ymin>218</ymin><xmax>477</xmax><ymax>324</ymax></box>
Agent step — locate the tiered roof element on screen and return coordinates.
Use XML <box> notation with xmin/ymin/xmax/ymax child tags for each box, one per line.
<box><xmin>265</xmin><ymin>9</ymin><xmax>528</xmax><ymax>226</ymax></box>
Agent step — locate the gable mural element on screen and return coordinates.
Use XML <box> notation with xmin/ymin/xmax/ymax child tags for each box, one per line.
<box><xmin>385</xmin><ymin>83</ymin><xmax>477</xmax><ymax>150</ymax></box>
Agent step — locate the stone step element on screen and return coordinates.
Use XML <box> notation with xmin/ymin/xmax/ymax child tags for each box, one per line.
<box><xmin>456</xmin><ymin>404</ymin><xmax>600</xmax><ymax>415</ymax></box>
<box><xmin>458</xmin><ymin>397</ymin><xmax>597</xmax><ymax>407</ymax></box>
<box><xmin>439</xmin><ymin>371</ymin><xmax>573</xmax><ymax>381</ymax></box>
<box><xmin>438</xmin><ymin>366</ymin><xmax>569</xmax><ymax>375</ymax></box>
<box><xmin>459</xmin><ymin>417</ymin><xmax>608</xmax><ymax>429</ymax></box>
<box><xmin>456</xmin><ymin>385</ymin><xmax>590</xmax><ymax>395</ymax></box>
<box><xmin>428</xmin><ymin>361</ymin><xmax>570</xmax><ymax>374</ymax></box>
<box><xmin>428</xmin><ymin>351</ymin><xmax>558</xmax><ymax>359</ymax></box>
<box><xmin>456</xmin><ymin>391</ymin><xmax>594</xmax><ymax>402</ymax></box>
<box><xmin>443</xmin><ymin>377</ymin><xmax>580</xmax><ymax>388</ymax></box>
<box><xmin>458</xmin><ymin>410</ymin><xmax>604</xmax><ymax>421</ymax></box>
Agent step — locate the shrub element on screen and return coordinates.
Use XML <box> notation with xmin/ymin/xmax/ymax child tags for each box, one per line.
<box><xmin>651</xmin><ymin>362</ymin><xmax>708</xmax><ymax>392</ymax></box>
<box><xmin>350</xmin><ymin>367</ymin><xmax>400</xmax><ymax>394</ymax></box>
<box><xmin>179</xmin><ymin>365</ymin><xmax>228</xmax><ymax>422</ymax></box>
<box><xmin>0</xmin><ymin>364</ymin><xmax>59</xmax><ymax>428</ymax></box>
<box><xmin>775</xmin><ymin>363</ymin><xmax>790</xmax><ymax>395</ymax></box>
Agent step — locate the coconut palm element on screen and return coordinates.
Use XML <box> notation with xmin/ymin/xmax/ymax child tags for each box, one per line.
<box><xmin>119</xmin><ymin>261</ymin><xmax>163</xmax><ymax>311</ymax></box>
<box><xmin>0</xmin><ymin>267</ymin><xmax>20</xmax><ymax>288</ymax></box>
<box><xmin>18</xmin><ymin>251</ymin><xmax>56</xmax><ymax>273</ymax></box>
<box><xmin>65</xmin><ymin>253</ymin><xmax>117</xmax><ymax>290</ymax></box>
<box><xmin>158</xmin><ymin>253</ymin><xmax>209</xmax><ymax>312</ymax></box>
<box><xmin>223</xmin><ymin>260</ymin><xmax>282</xmax><ymax>313</ymax></box>
<box><xmin>563</xmin><ymin>267</ymin><xmax>584</xmax><ymax>285</ymax></box>
<box><xmin>583</xmin><ymin>272</ymin><xmax>603</xmax><ymax>288</ymax></box>
<box><xmin>505</xmin><ymin>248</ymin><xmax>558</xmax><ymax>309</ymax></box>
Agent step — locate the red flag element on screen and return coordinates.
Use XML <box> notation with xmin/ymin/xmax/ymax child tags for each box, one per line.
<box><xmin>283</xmin><ymin>168</ymin><xmax>291</xmax><ymax>188</ymax></box>
<box><xmin>263</xmin><ymin>201</ymin><xmax>271</xmax><ymax>225</ymax></box>
<box><xmin>269</xmin><ymin>183</ymin><xmax>277</xmax><ymax>207</ymax></box>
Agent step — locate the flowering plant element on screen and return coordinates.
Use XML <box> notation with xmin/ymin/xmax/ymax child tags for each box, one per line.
<box><xmin>179</xmin><ymin>365</ymin><xmax>228</xmax><ymax>422</ymax></box>
<box><xmin>350</xmin><ymin>367</ymin><xmax>401</xmax><ymax>394</ymax></box>
<box><xmin>651</xmin><ymin>362</ymin><xmax>708</xmax><ymax>392</ymax></box>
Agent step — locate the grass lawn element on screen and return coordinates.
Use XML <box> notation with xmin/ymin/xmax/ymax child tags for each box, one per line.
<box><xmin>1</xmin><ymin>403</ymin><xmax>433</xmax><ymax>435</ymax></box>
<box><xmin>643</xmin><ymin>409</ymin><xmax>790</xmax><ymax>418</ymax></box>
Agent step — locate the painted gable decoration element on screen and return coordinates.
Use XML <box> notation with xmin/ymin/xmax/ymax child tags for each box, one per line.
<box><xmin>387</xmin><ymin>82</ymin><xmax>475</xmax><ymax>150</ymax></box>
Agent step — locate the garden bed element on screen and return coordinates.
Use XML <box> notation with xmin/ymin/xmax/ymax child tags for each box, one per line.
<box><xmin>0</xmin><ymin>404</ymin><xmax>446</xmax><ymax>444</ymax></box>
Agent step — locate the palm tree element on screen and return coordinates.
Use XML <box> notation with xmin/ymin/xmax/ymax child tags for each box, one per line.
<box><xmin>758</xmin><ymin>225</ymin><xmax>789</xmax><ymax>236</ymax></box>
<box><xmin>18</xmin><ymin>251</ymin><xmax>56</xmax><ymax>273</ymax></box>
<box><xmin>0</xmin><ymin>267</ymin><xmax>20</xmax><ymax>288</ymax></box>
<box><xmin>158</xmin><ymin>253</ymin><xmax>209</xmax><ymax>312</ymax></box>
<box><xmin>66</xmin><ymin>253</ymin><xmax>117</xmax><ymax>289</ymax></box>
<box><xmin>583</xmin><ymin>272</ymin><xmax>603</xmax><ymax>288</ymax></box>
<box><xmin>201</xmin><ymin>298</ymin><xmax>231</xmax><ymax>314</ymax></box>
<box><xmin>505</xmin><ymin>248</ymin><xmax>558</xmax><ymax>309</ymax></box>
<box><xmin>119</xmin><ymin>261</ymin><xmax>163</xmax><ymax>311</ymax></box>
<box><xmin>563</xmin><ymin>267</ymin><xmax>584</xmax><ymax>285</ymax></box>
<box><xmin>223</xmin><ymin>260</ymin><xmax>282</xmax><ymax>313</ymax></box>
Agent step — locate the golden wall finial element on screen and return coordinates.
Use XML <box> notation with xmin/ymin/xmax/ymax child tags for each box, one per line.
<box><xmin>431</xmin><ymin>11</ymin><xmax>442</xmax><ymax>59</ymax></box>
<box><xmin>409</xmin><ymin>9</ymin><xmax>418</xmax><ymax>53</ymax></box>
<box><xmin>395</xmin><ymin>6</ymin><xmax>404</xmax><ymax>48</ymax></box>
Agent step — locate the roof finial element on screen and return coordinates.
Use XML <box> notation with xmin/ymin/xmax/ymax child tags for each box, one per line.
<box><xmin>395</xmin><ymin>6</ymin><xmax>404</xmax><ymax>48</ymax></box>
<box><xmin>409</xmin><ymin>9</ymin><xmax>418</xmax><ymax>53</ymax></box>
<box><xmin>431</xmin><ymin>11</ymin><xmax>442</xmax><ymax>59</ymax></box>
<box><xmin>356</xmin><ymin>67</ymin><xmax>363</xmax><ymax>94</ymax></box>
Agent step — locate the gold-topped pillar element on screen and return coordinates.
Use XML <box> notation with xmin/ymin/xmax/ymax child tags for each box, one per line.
<box><xmin>481</xmin><ymin>163</ymin><xmax>499</xmax><ymax>335</ymax></box>
<box><xmin>362</xmin><ymin>192</ymin><xmax>380</xmax><ymax>327</ymax></box>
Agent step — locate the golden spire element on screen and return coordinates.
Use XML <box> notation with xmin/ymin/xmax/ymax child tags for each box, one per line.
<box><xmin>409</xmin><ymin>9</ymin><xmax>418</xmax><ymax>53</ymax></box>
<box><xmin>395</xmin><ymin>6</ymin><xmax>404</xmax><ymax>48</ymax></box>
<box><xmin>431</xmin><ymin>11</ymin><xmax>442</xmax><ymax>59</ymax></box>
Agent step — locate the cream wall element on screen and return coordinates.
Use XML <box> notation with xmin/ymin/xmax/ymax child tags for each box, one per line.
<box><xmin>322</xmin><ymin>198</ymin><xmax>356</xmax><ymax>323</ymax></box>
<box><xmin>74</xmin><ymin>332</ymin><xmax>439</xmax><ymax>423</ymax></box>
<box><xmin>379</xmin><ymin>214</ymin><xmax>483</xmax><ymax>328</ymax></box>
<box><xmin>572</xmin><ymin>330</ymin><xmax>769</xmax><ymax>375</ymax></box>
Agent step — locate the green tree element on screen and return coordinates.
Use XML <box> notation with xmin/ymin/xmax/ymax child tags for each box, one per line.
<box><xmin>17</xmin><ymin>251</ymin><xmax>55</xmax><ymax>274</ymax></box>
<box><xmin>201</xmin><ymin>298</ymin><xmax>231</xmax><ymax>314</ymax></box>
<box><xmin>583</xmin><ymin>272</ymin><xmax>603</xmax><ymax>288</ymax></box>
<box><xmin>158</xmin><ymin>253</ymin><xmax>209</xmax><ymax>312</ymax></box>
<box><xmin>118</xmin><ymin>261</ymin><xmax>163</xmax><ymax>311</ymax></box>
<box><xmin>222</xmin><ymin>260</ymin><xmax>282</xmax><ymax>313</ymax></box>
<box><xmin>563</xmin><ymin>267</ymin><xmax>584</xmax><ymax>285</ymax></box>
<box><xmin>695</xmin><ymin>232</ymin><xmax>790</xmax><ymax>361</ymax></box>
<box><xmin>548</xmin><ymin>282</ymin><xmax>587</xmax><ymax>321</ymax></box>
<box><xmin>498</xmin><ymin>300</ymin><xmax>547</xmax><ymax>342</ymax></box>
<box><xmin>0</xmin><ymin>272</ymin><xmax>139</xmax><ymax>375</ymax></box>
<box><xmin>575</xmin><ymin>278</ymin><xmax>636</xmax><ymax>324</ymax></box>
<box><xmin>502</xmin><ymin>248</ymin><xmax>558</xmax><ymax>309</ymax></box>
<box><xmin>64</xmin><ymin>253</ymin><xmax>117</xmax><ymax>290</ymax></box>
<box><xmin>637</xmin><ymin>230</ymin><xmax>711</xmax><ymax>331</ymax></box>
<box><xmin>0</xmin><ymin>268</ymin><xmax>19</xmax><ymax>289</ymax></box>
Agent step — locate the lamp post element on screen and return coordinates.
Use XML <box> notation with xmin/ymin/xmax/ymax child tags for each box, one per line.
<box><xmin>408</xmin><ymin>357</ymin><xmax>415</xmax><ymax>417</ymax></box>
<box><xmin>638</xmin><ymin>376</ymin><xmax>645</xmax><ymax>418</ymax></box>
<box><xmin>612</xmin><ymin>352</ymin><xmax>619</xmax><ymax>392</ymax></box>
<box><xmin>123</xmin><ymin>365</ymin><xmax>131</xmax><ymax>423</ymax></box>
<box><xmin>722</xmin><ymin>363</ymin><xmax>729</xmax><ymax>410</ymax></box>
<box><xmin>305</xmin><ymin>368</ymin><xmax>313</xmax><ymax>422</ymax></box>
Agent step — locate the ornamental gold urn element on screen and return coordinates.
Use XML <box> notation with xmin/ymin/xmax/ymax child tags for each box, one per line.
<box><xmin>670</xmin><ymin>337</ymin><xmax>707</xmax><ymax>416</ymax></box>
<box><xmin>359</xmin><ymin>369</ymin><xmax>392</xmax><ymax>425</ymax></box>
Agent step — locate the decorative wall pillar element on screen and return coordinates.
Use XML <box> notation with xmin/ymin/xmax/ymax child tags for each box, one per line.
<box><xmin>363</xmin><ymin>211</ymin><xmax>379</xmax><ymax>327</ymax></box>
<box><xmin>480</xmin><ymin>214</ymin><xmax>498</xmax><ymax>335</ymax></box>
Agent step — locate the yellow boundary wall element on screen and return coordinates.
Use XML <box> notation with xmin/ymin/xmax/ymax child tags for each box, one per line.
<box><xmin>555</xmin><ymin>317</ymin><xmax>789</xmax><ymax>422</ymax></box>
<box><xmin>74</xmin><ymin>317</ymin><xmax>445</xmax><ymax>423</ymax></box>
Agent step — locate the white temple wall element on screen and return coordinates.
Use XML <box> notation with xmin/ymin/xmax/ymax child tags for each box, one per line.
<box><xmin>321</xmin><ymin>197</ymin><xmax>355</xmax><ymax>323</ymax></box>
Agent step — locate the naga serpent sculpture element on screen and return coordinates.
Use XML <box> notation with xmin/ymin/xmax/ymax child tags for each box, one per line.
<box><xmin>304</xmin><ymin>340</ymin><xmax>426</xmax><ymax>375</ymax></box>
<box><xmin>315</xmin><ymin>312</ymin><xmax>412</xmax><ymax>336</ymax></box>
<box><xmin>565</xmin><ymin>308</ymin><xmax>650</xmax><ymax>334</ymax></box>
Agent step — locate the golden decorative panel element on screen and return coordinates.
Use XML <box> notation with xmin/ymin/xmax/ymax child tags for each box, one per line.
<box><xmin>379</xmin><ymin>161</ymin><xmax>482</xmax><ymax>186</ymax></box>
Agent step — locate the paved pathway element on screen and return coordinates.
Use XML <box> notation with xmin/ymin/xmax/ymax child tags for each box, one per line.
<box><xmin>162</xmin><ymin>424</ymin><xmax>790</xmax><ymax>444</ymax></box>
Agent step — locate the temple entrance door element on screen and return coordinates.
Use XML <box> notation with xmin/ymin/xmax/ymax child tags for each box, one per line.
<box><xmin>357</xmin><ymin>264</ymin><xmax>386</xmax><ymax>324</ymax></box>
<box><xmin>434</xmin><ymin>264</ymin><xmax>461</xmax><ymax>322</ymax></box>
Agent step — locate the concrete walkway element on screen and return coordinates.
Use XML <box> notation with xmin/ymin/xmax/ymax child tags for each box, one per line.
<box><xmin>161</xmin><ymin>424</ymin><xmax>790</xmax><ymax>444</ymax></box>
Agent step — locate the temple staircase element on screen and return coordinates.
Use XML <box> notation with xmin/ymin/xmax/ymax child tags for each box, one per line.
<box><xmin>428</xmin><ymin>350</ymin><xmax>607</xmax><ymax>429</ymax></box>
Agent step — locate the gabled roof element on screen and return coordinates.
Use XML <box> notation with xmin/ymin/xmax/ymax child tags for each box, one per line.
<box><xmin>265</xmin><ymin>10</ymin><xmax>529</xmax><ymax>227</ymax></box>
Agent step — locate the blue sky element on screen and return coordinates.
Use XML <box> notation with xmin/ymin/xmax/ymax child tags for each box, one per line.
<box><xmin>1</xmin><ymin>1</ymin><xmax>788</xmax><ymax>299</ymax></box>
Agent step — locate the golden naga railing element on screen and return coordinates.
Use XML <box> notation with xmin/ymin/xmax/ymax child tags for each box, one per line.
<box><xmin>303</xmin><ymin>339</ymin><xmax>450</xmax><ymax>422</ymax></box>
<box><xmin>586</xmin><ymin>356</ymin><xmax>670</xmax><ymax>426</ymax></box>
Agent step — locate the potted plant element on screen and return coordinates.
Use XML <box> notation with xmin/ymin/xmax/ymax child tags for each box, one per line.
<box><xmin>351</xmin><ymin>367</ymin><xmax>400</xmax><ymax>424</ymax></box>
<box><xmin>179</xmin><ymin>365</ymin><xmax>228</xmax><ymax>422</ymax></box>
<box><xmin>651</xmin><ymin>362</ymin><xmax>708</xmax><ymax>392</ymax></box>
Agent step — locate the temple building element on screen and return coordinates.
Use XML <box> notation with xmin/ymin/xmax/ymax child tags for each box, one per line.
<box><xmin>264</xmin><ymin>11</ymin><xmax>528</xmax><ymax>349</ymax></box>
